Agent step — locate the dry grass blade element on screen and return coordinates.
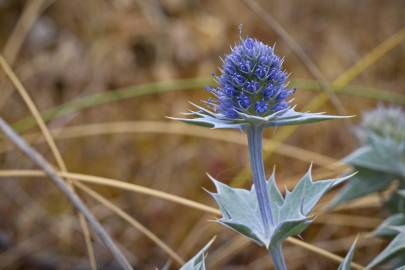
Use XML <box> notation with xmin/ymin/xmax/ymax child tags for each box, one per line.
<box><xmin>0</xmin><ymin>169</ymin><xmax>366</xmax><ymax>268</ymax></box>
<box><xmin>315</xmin><ymin>214</ymin><xmax>381</xmax><ymax>228</ymax></box>
<box><xmin>0</xmin><ymin>121</ymin><xmax>347</xmax><ymax>172</ymax></box>
<box><xmin>0</xmin><ymin>63</ymin><xmax>183</xmax><ymax>269</ymax></box>
<box><xmin>287</xmin><ymin>237</ymin><xmax>364</xmax><ymax>269</ymax></box>
<box><xmin>74</xmin><ymin>181</ymin><xmax>185</xmax><ymax>265</ymax></box>
<box><xmin>0</xmin><ymin>167</ymin><xmax>190</xmax><ymax>266</ymax></box>
<box><xmin>0</xmin><ymin>55</ymin><xmax>97</xmax><ymax>269</ymax></box>
<box><xmin>273</xmin><ymin>26</ymin><xmax>405</xmax><ymax>149</ymax></box>
<box><xmin>10</xmin><ymin>78</ymin><xmax>404</xmax><ymax>135</ymax></box>
<box><xmin>208</xmin><ymin>236</ymin><xmax>250</xmax><ymax>268</ymax></box>
<box><xmin>0</xmin><ymin>169</ymin><xmax>220</xmax><ymax>215</ymax></box>
<box><xmin>0</xmin><ymin>169</ymin><xmax>382</xmax><ymax>221</ymax></box>
<box><xmin>0</xmin><ymin>118</ymin><xmax>133</xmax><ymax>270</ymax></box>
<box><xmin>2</xmin><ymin>0</ymin><xmax>55</xmax><ymax>64</ymax></box>
<box><xmin>0</xmin><ymin>0</ymin><xmax>56</xmax><ymax>108</ymax></box>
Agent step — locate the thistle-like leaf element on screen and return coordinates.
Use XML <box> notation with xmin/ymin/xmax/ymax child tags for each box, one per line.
<box><xmin>374</xmin><ymin>213</ymin><xmax>405</xmax><ymax>237</ymax></box>
<box><xmin>367</xmin><ymin>226</ymin><xmax>405</xmax><ymax>269</ymax></box>
<box><xmin>338</xmin><ymin>237</ymin><xmax>358</xmax><ymax>270</ymax></box>
<box><xmin>345</xmin><ymin>136</ymin><xmax>405</xmax><ymax>178</ymax></box>
<box><xmin>179</xmin><ymin>238</ymin><xmax>215</xmax><ymax>270</ymax></box>
<box><xmin>172</xmin><ymin>105</ymin><xmax>350</xmax><ymax>130</ymax></box>
<box><xmin>372</xmin><ymin>255</ymin><xmax>405</xmax><ymax>270</ymax></box>
<box><xmin>331</xmin><ymin>107</ymin><xmax>405</xmax><ymax>209</ymax></box>
<box><xmin>208</xmin><ymin>166</ymin><xmax>350</xmax><ymax>249</ymax></box>
<box><xmin>328</xmin><ymin>168</ymin><xmax>395</xmax><ymax>209</ymax></box>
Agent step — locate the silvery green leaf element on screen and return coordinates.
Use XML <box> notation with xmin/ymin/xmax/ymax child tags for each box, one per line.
<box><xmin>180</xmin><ymin>238</ymin><xmax>215</xmax><ymax>270</ymax></box>
<box><xmin>345</xmin><ymin>136</ymin><xmax>405</xmax><ymax>178</ymax></box>
<box><xmin>382</xmin><ymin>256</ymin><xmax>405</xmax><ymax>270</ymax></box>
<box><xmin>393</xmin><ymin>189</ymin><xmax>405</xmax><ymax>211</ymax></box>
<box><xmin>269</xmin><ymin>218</ymin><xmax>311</xmax><ymax>247</ymax></box>
<box><xmin>331</xmin><ymin>134</ymin><xmax>405</xmax><ymax>208</ymax></box>
<box><xmin>328</xmin><ymin>168</ymin><xmax>394</xmax><ymax>208</ymax></box>
<box><xmin>172</xmin><ymin>105</ymin><xmax>350</xmax><ymax>130</ymax></box>
<box><xmin>367</xmin><ymin>254</ymin><xmax>405</xmax><ymax>270</ymax></box>
<box><xmin>367</xmin><ymin>226</ymin><xmax>405</xmax><ymax>269</ymax></box>
<box><xmin>208</xmin><ymin>166</ymin><xmax>350</xmax><ymax>248</ymax></box>
<box><xmin>261</xmin><ymin>109</ymin><xmax>351</xmax><ymax>128</ymax></box>
<box><xmin>375</xmin><ymin>214</ymin><xmax>405</xmax><ymax>237</ymax></box>
<box><xmin>208</xmin><ymin>178</ymin><xmax>266</xmax><ymax>246</ymax></box>
<box><xmin>338</xmin><ymin>237</ymin><xmax>358</xmax><ymax>270</ymax></box>
<box><xmin>385</xmin><ymin>190</ymin><xmax>405</xmax><ymax>216</ymax></box>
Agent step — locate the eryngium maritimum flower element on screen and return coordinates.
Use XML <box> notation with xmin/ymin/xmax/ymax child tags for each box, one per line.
<box><xmin>207</xmin><ymin>37</ymin><xmax>294</xmax><ymax>119</ymax></box>
<box><xmin>172</xmin><ymin>36</ymin><xmax>349</xmax><ymax>129</ymax></box>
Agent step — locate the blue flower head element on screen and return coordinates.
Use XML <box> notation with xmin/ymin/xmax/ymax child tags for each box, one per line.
<box><xmin>173</xmin><ymin>35</ymin><xmax>349</xmax><ymax>129</ymax></box>
<box><xmin>207</xmin><ymin>37</ymin><xmax>294</xmax><ymax>119</ymax></box>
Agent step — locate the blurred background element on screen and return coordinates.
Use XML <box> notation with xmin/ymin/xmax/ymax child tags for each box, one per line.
<box><xmin>0</xmin><ymin>0</ymin><xmax>404</xmax><ymax>269</ymax></box>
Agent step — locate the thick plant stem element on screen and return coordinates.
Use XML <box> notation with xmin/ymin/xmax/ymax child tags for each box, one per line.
<box><xmin>247</xmin><ymin>125</ymin><xmax>287</xmax><ymax>269</ymax></box>
<box><xmin>246</xmin><ymin>125</ymin><xmax>274</xmax><ymax>235</ymax></box>
<box><xmin>269</xmin><ymin>244</ymin><xmax>287</xmax><ymax>270</ymax></box>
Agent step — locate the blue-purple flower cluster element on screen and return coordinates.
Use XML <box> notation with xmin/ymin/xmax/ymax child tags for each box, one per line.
<box><xmin>207</xmin><ymin>37</ymin><xmax>294</xmax><ymax>119</ymax></box>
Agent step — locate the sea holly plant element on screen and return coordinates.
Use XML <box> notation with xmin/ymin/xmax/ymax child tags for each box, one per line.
<box><xmin>329</xmin><ymin>106</ymin><xmax>405</xmax><ymax>211</ymax></box>
<box><xmin>172</xmin><ymin>36</ymin><xmax>350</xmax><ymax>269</ymax></box>
<box><xmin>328</xmin><ymin>106</ymin><xmax>405</xmax><ymax>269</ymax></box>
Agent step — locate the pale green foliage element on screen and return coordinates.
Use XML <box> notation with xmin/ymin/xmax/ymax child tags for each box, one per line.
<box><xmin>375</xmin><ymin>213</ymin><xmax>405</xmax><ymax>237</ymax></box>
<box><xmin>179</xmin><ymin>238</ymin><xmax>215</xmax><ymax>270</ymax></box>
<box><xmin>338</xmin><ymin>237</ymin><xmax>358</xmax><ymax>270</ymax></box>
<box><xmin>208</xmin><ymin>167</ymin><xmax>350</xmax><ymax>249</ymax></box>
<box><xmin>369</xmin><ymin>190</ymin><xmax>405</xmax><ymax>269</ymax></box>
<box><xmin>329</xmin><ymin>168</ymin><xmax>394</xmax><ymax>208</ymax></box>
<box><xmin>347</xmin><ymin>135</ymin><xmax>405</xmax><ymax>178</ymax></box>
<box><xmin>173</xmin><ymin>103</ymin><xmax>351</xmax><ymax>129</ymax></box>
<box><xmin>330</xmin><ymin>140</ymin><xmax>405</xmax><ymax>207</ymax></box>
<box><xmin>367</xmin><ymin>226</ymin><xmax>405</xmax><ymax>269</ymax></box>
<box><xmin>332</xmin><ymin>107</ymin><xmax>405</xmax><ymax>269</ymax></box>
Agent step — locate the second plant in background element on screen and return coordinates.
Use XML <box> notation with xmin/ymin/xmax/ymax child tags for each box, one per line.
<box><xmin>331</xmin><ymin>105</ymin><xmax>405</xmax><ymax>269</ymax></box>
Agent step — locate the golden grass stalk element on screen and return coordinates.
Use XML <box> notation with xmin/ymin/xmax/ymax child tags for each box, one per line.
<box><xmin>0</xmin><ymin>117</ymin><xmax>133</xmax><ymax>269</ymax></box>
<box><xmin>0</xmin><ymin>54</ymin><xmax>98</xmax><ymax>269</ymax></box>
<box><xmin>0</xmin><ymin>121</ymin><xmax>348</xmax><ymax>172</ymax></box>
<box><xmin>0</xmin><ymin>169</ymin><xmax>368</xmax><ymax>269</ymax></box>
